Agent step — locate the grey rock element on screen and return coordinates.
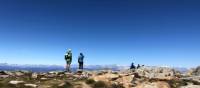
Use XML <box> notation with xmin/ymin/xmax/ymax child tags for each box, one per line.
<box><xmin>32</xmin><ymin>73</ymin><xmax>38</xmax><ymax>79</ymax></box>
<box><xmin>193</xmin><ymin>66</ymin><xmax>200</xmax><ymax>76</ymax></box>
<box><xmin>0</xmin><ymin>71</ymin><xmax>8</xmax><ymax>75</ymax></box>
<box><xmin>9</xmin><ymin>80</ymin><xmax>24</xmax><ymax>85</ymax></box>
<box><xmin>0</xmin><ymin>75</ymin><xmax>9</xmax><ymax>78</ymax></box>
<box><xmin>180</xmin><ymin>84</ymin><xmax>200</xmax><ymax>88</ymax></box>
<box><xmin>136</xmin><ymin>66</ymin><xmax>175</xmax><ymax>79</ymax></box>
<box><xmin>40</xmin><ymin>77</ymin><xmax>48</xmax><ymax>81</ymax></box>
<box><xmin>0</xmin><ymin>71</ymin><xmax>14</xmax><ymax>76</ymax></box>
<box><xmin>24</xmin><ymin>84</ymin><xmax>38</xmax><ymax>88</ymax></box>
<box><xmin>181</xmin><ymin>76</ymin><xmax>200</xmax><ymax>83</ymax></box>
<box><xmin>15</xmin><ymin>71</ymin><xmax>24</xmax><ymax>76</ymax></box>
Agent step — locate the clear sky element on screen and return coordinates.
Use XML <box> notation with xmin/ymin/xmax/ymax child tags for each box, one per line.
<box><xmin>0</xmin><ymin>0</ymin><xmax>200</xmax><ymax>67</ymax></box>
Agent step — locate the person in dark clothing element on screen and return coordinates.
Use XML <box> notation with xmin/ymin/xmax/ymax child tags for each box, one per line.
<box><xmin>130</xmin><ymin>62</ymin><xmax>136</xmax><ymax>69</ymax></box>
<box><xmin>137</xmin><ymin>64</ymin><xmax>141</xmax><ymax>69</ymax></box>
<box><xmin>78</xmin><ymin>53</ymin><xmax>84</xmax><ymax>70</ymax></box>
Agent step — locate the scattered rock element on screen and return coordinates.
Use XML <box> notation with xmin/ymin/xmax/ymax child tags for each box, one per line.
<box><xmin>73</xmin><ymin>75</ymin><xmax>80</xmax><ymax>78</ymax></box>
<box><xmin>9</xmin><ymin>80</ymin><xmax>25</xmax><ymax>85</ymax></box>
<box><xmin>108</xmin><ymin>74</ymin><xmax>120</xmax><ymax>81</ymax></box>
<box><xmin>0</xmin><ymin>71</ymin><xmax>8</xmax><ymax>75</ymax></box>
<box><xmin>24</xmin><ymin>84</ymin><xmax>38</xmax><ymax>88</ymax></box>
<box><xmin>180</xmin><ymin>84</ymin><xmax>200</xmax><ymax>88</ymax></box>
<box><xmin>58</xmin><ymin>82</ymin><xmax>66</xmax><ymax>87</ymax></box>
<box><xmin>32</xmin><ymin>73</ymin><xmax>38</xmax><ymax>79</ymax></box>
<box><xmin>58</xmin><ymin>81</ymin><xmax>73</xmax><ymax>88</ymax></box>
<box><xmin>6</xmin><ymin>71</ymin><xmax>15</xmax><ymax>76</ymax></box>
<box><xmin>46</xmin><ymin>74</ymin><xmax>56</xmax><ymax>78</ymax></box>
<box><xmin>193</xmin><ymin>66</ymin><xmax>200</xmax><ymax>76</ymax></box>
<box><xmin>96</xmin><ymin>70</ymin><xmax>109</xmax><ymax>75</ymax></box>
<box><xmin>15</xmin><ymin>71</ymin><xmax>24</xmax><ymax>76</ymax></box>
<box><xmin>119</xmin><ymin>73</ymin><xmax>129</xmax><ymax>77</ymax></box>
<box><xmin>0</xmin><ymin>71</ymin><xmax>11</xmax><ymax>78</ymax></box>
<box><xmin>0</xmin><ymin>74</ymin><xmax>9</xmax><ymax>78</ymax></box>
<box><xmin>111</xmin><ymin>71</ymin><xmax>119</xmax><ymax>74</ymax></box>
<box><xmin>1</xmin><ymin>67</ymin><xmax>200</xmax><ymax>88</ymax></box>
<box><xmin>116</xmin><ymin>74</ymin><xmax>134</xmax><ymax>88</ymax></box>
<box><xmin>48</xmin><ymin>71</ymin><xmax>62</xmax><ymax>75</ymax></box>
<box><xmin>137</xmin><ymin>81</ymin><xmax>170</xmax><ymax>88</ymax></box>
<box><xmin>65</xmin><ymin>72</ymin><xmax>73</xmax><ymax>76</ymax></box>
<box><xmin>181</xmin><ymin>76</ymin><xmax>200</xmax><ymax>83</ymax></box>
<box><xmin>48</xmin><ymin>71</ymin><xmax>56</xmax><ymax>74</ymax></box>
<box><xmin>136</xmin><ymin>66</ymin><xmax>175</xmax><ymax>79</ymax></box>
<box><xmin>41</xmin><ymin>77</ymin><xmax>48</xmax><ymax>81</ymax></box>
<box><xmin>92</xmin><ymin>73</ymin><xmax>120</xmax><ymax>82</ymax></box>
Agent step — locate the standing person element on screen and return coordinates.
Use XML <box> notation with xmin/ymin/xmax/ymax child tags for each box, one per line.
<box><xmin>78</xmin><ymin>53</ymin><xmax>84</xmax><ymax>70</ymax></box>
<box><xmin>65</xmin><ymin>49</ymin><xmax>72</xmax><ymax>72</ymax></box>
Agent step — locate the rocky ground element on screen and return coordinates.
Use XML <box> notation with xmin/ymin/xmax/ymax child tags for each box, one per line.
<box><xmin>0</xmin><ymin>66</ymin><xmax>200</xmax><ymax>88</ymax></box>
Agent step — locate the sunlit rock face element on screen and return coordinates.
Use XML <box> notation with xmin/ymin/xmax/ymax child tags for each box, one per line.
<box><xmin>192</xmin><ymin>66</ymin><xmax>200</xmax><ymax>76</ymax></box>
<box><xmin>135</xmin><ymin>66</ymin><xmax>175</xmax><ymax>80</ymax></box>
<box><xmin>136</xmin><ymin>81</ymin><xmax>171</xmax><ymax>88</ymax></box>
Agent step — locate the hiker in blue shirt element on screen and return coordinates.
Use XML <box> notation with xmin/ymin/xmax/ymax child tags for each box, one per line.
<box><xmin>78</xmin><ymin>53</ymin><xmax>84</xmax><ymax>70</ymax></box>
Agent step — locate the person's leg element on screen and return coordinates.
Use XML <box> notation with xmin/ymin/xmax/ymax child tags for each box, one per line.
<box><xmin>67</xmin><ymin>61</ymin><xmax>71</xmax><ymax>72</ymax></box>
<box><xmin>66</xmin><ymin>61</ymin><xmax>68</xmax><ymax>71</ymax></box>
<box><xmin>69</xmin><ymin>62</ymin><xmax>71</xmax><ymax>72</ymax></box>
<box><xmin>82</xmin><ymin>62</ymin><xmax>84</xmax><ymax>69</ymax></box>
<box><xmin>80</xmin><ymin>62</ymin><xmax>83</xmax><ymax>69</ymax></box>
<box><xmin>79</xmin><ymin>62</ymin><xmax>81</xmax><ymax>69</ymax></box>
<box><xmin>66</xmin><ymin>64</ymin><xmax>69</xmax><ymax>72</ymax></box>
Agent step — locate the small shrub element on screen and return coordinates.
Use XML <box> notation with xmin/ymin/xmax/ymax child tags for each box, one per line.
<box><xmin>167</xmin><ymin>79</ymin><xmax>187</xmax><ymax>88</ymax></box>
<box><xmin>93</xmin><ymin>81</ymin><xmax>107</xmax><ymax>88</ymax></box>
<box><xmin>0</xmin><ymin>82</ymin><xmax>5</xmax><ymax>87</ymax></box>
<box><xmin>86</xmin><ymin>79</ymin><xmax>95</xmax><ymax>84</ymax></box>
<box><xmin>8</xmin><ymin>83</ymin><xmax>33</xmax><ymax>88</ymax></box>
<box><xmin>111</xmin><ymin>83</ymin><xmax>125</xmax><ymax>88</ymax></box>
<box><xmin>53</xmin><ymin>81</ymin><xmax>73</xmax><ymax>88</ymax></box>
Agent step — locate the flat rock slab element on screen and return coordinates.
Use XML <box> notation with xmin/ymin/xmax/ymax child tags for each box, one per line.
<box><xmin>9</xmin><ymin>80</ymin><xmax>24</xmax><ymax>85</ymax></box>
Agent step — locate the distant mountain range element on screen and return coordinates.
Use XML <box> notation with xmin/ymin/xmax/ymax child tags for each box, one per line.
<box><xmin>0</xmin><ymin>63</ymin><xmax>64</xmax><ymax>72</ymax></box>
<box><xmin>0</xmin><ymin>63</ymin><xmax>188</xmax><ymax>73</ymax></box>
<box><xmin>0</xmin><ymin>63</ymin><xmax>129</xmax><ymax>72</ymax></box>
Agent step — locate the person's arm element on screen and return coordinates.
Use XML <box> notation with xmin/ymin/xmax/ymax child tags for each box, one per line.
<box><xmin>83</xmin><ymin>55</ymin><xmax>84</xmax><ymax>62</ymax></box>
<box><xmin>78</xmin><ymin>56</ymin><xmax>81</xmax><ymax>63</ymax></box>
<box><xmin>64</xmin><ymin>54</ymin><xmax>66</xmax><ymax>60</ymax></box>
<box><xmin>70</xmin><ymin>53</ymin><xmax>72</xmax><ymax>61</ymax></box>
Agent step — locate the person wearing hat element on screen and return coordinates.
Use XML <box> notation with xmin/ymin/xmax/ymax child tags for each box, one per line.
<box><xmin>78</xmin><ymin>53</ymin><xmax>84</xmax><ymax>70</ymax></box>
<box><xmin>65</xmin><ymin>49</ymin><xmax>72</xmax><ymax>72</ymax></box>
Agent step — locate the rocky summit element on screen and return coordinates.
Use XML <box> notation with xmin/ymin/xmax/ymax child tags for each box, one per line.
<box><xmin>0</xmin><ymin>66</ymin><xmax>200</xmax><ymax>88</ymax></box>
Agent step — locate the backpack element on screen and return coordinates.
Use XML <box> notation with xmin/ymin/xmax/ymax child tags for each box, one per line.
<box><xmin>65</xmin><ymin>53</ymin><xmax>72</xmax><ymax>61</ymax></box>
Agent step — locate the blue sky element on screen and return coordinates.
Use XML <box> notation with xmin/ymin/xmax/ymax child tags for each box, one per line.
<box><xmin>0</xmin><ymin>0</ymin><xmax>200</xmax><ymax>67</ymax></box>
